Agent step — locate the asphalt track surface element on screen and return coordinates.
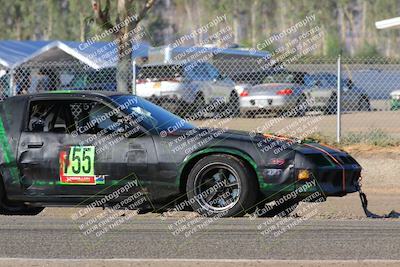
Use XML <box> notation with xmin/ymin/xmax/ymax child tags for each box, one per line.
<box><xmin>0</xmin><ymin>216</ymin><xmax>399</xmax><ymax>260</ymax></box>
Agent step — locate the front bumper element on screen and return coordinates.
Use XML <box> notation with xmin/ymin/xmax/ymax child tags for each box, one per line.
<box><xmin>258</xmin><ymin>147</ymin><xmax>361</xmax><ymax>200</ymax></box>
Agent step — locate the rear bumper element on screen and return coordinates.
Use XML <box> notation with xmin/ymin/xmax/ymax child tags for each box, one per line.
<box><xmin>240</xmin><ymin>96</ymin><xmax>294</xmax><ymax>113</ymax></box>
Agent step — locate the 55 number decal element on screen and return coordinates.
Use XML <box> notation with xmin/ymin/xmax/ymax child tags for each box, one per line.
<box><xmin>64</xmin><ymin>147</ymin><xmax>94</xmax><ymax>176</ymax></box>
<box><xmin>59</xmin><ymin>146</ymin><xmax>96</xmax><ymax>185</ymax></box>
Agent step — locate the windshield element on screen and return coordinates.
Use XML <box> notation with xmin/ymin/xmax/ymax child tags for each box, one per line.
<box><xmin>110</xmin><ymin>95</ymin><xmax>194</xmax><ymax>134</ymax></box>
<box><xmin>263</xmin><ymin>72</ymin><xmax>296</xmax><ymax>84</ymax></box>
<box><xmin>304</xmin><ymin>73</ymin><xmax>337</xmax><ymax>87</ymax></box>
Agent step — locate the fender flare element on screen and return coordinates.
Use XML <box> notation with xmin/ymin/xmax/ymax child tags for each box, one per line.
<box><xmin>177</xmin><ymin>147</ymin><xmax>263</xmax><ymax>193</ymax></box>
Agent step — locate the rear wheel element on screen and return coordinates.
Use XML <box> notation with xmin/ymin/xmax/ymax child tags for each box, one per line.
<box><xmin>358</xmin><ymin>97</ymin><xmax>371</xmax><ymax>111</ymax></box>
<box><xmin>292</xmin><ymin>94</ymin><xmax>308</xmax><ymax>117</ymax></box>
<box><xmin>0</xmin><ymin>176</ymin><xmax>44</xmax><ymax>216</ymax></box>
<box><xmin>186</xmin><ymin>154</ymin><xmax>257</xmax><ymax>217</ymax></box>
<box><xmin>227</xmin><ymin>91</ymin><xmax>240</xmax><ymax>117</ymax></box>
<box><xmin>324</xmin><ymin>94</ymin><xmax>337</xmax><ymax>115</ymax></box>
<box><xmin>0</xmin><ymin>204</ymin><xmax>44</xmax><ymax>216</ymax></box>
<box><xmin>190</xmin><ymin>93</ymin><xmax>206</xmax><ymax>118</ymax></box>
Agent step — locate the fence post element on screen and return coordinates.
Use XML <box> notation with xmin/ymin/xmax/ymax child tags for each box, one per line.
<box><xmin>9</xmin><ymin>68</ymin><xmax>16</xmax><ymax>97</ymax></box>
<box><xmin>336</xmin><ymin>55</ymin><xmax>341</xmax><ymax>143</ymax></box>
<box><xmin>132</xmin><ymin>59</ymin><xmax>136</xmax><ymax>95</ymax></box>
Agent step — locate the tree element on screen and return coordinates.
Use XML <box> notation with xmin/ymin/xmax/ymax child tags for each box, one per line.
<box><xmin>90</xmin><ymin>0</ymin><xmax>155</xmax><ymax>93</ymax></box>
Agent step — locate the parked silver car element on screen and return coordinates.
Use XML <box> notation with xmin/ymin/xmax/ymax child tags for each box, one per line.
<box><xmin>239</xmin><ymin>71</ymin><xmax>307</xmax><ymax>117</ymax></box>
<box><xmin>136</xmin><ymin>62</ymin><xmax>239</xmax><ymax>117</ymax></box>
<box><xmin>303</xmin><ymin>73</ymin><xmax>371</xmax><ymax>114</ymax></box>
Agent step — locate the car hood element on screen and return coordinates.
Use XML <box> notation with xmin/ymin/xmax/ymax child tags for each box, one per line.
<box><xmin>167</xmin><ymin>127</ymin><xmax>342</xmax><ymax>154</ymax></box>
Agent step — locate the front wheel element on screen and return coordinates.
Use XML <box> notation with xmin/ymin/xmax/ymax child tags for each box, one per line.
<box><xmin>186</xmin><ymin>154</ymin><xmax>257</xmax><ymax>217</ymax></box>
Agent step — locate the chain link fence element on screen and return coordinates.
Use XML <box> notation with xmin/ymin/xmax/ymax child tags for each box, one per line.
<box><xmin>1</xmin><ymin>56</ymin><xmax>399</xmax><ymax>145</ymax></box>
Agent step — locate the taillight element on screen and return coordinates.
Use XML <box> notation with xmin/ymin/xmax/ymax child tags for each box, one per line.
<box><xmin>167</xmin><ymin>77</ymin><xmax>182</xmax><ymax>82</ymax></box>
<box><xmin>240</xmin><ymin>90</ymin><xmax>249</xmax><ymax>97</ymax></box>
<box><xmin>136</xmin><ymin>79</ymin><xmax>145</xmax><ymax>84</ymax></box>
<box><xmin>276</xmin><ymin>88</ymin><xmax>293</xmax><ymax>95</ymax></box>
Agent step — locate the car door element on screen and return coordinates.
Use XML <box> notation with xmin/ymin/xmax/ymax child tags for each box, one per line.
<box><xmin>185</xmin><ymin>63</ymin><xmax>213</xmax><ymax>104</ymax></box>
<box><xmin>17</xmin><ymin>98</ymin><xmax>116</xmax><ymax>197</ymax></box>
<box><xmin>54</xmin><ymin>98</ymin><xmax>156</xmax><ymax>199</ymax></box>
<box><xmin>17</xmin><ymin>97</ymin><xmax>154</xmax><ymax>200</ymax></box>
<box><xmin>17</xmin><ymin>99</ymin><xmax>64</xmax><ymax>196</ymax></box>
<box><xmin>305</xmin><ymin>74</ymin><xmax>335</xmax><ymax>108</ymax></box>
<box><xmin>206</xmin><ymin>63</ymin><xmax>233</xmax><ymax>103</ymax></box>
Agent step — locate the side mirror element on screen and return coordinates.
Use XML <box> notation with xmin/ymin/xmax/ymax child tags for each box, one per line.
<box><xmin>32</xmin><ymin>119</ymin><xmax>45</xmax><ymax>132</ymax></box>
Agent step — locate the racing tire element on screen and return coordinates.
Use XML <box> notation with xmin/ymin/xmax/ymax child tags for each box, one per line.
<box><xmin>292</xmin><ymin>94</ymin><xmax>308</xmax><ymax>117</ymax></box>
<box><xmin>357</xmin><ymin>97</ymin><xmax>371</xmax><ymax>112</ymax></box>
<box><xmin>227</xmin><ymin>91</ymin><xmax>240</xmax><ymax>118</ymax></box>
<box><xmin>0</xmin><ymin>205</ymin><xmax>44</xmax><ymax>216</ymax></box>
<box><xmin>186</xmin><ymin>154</ymin><xmax>257</xmax><ymax>217</ymax></box>
<box><xmin>0</xmin><ymin>176</ymin><xmax>44</xmax><ymax>216</ymax></box>
<box><xmin>324</xmin><ymin>94</ymin><xmax>337</xmax><ymax>115</ymax></box>
<box><xmin>190</xmin><ymin>93</ymin><xmax>206</xmax><ymax>118</ymax></box>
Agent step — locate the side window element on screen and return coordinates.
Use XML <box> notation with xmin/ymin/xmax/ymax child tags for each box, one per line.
<box><xmin>27</xmin><ymin>101</ymin><xmax>66</xmax><ymax>133</ymax></box>
<box><xmin>68</xmin><ymin>101</ymin><xmax>122</xmax><ymax>135</ymax></box>
<box><xmin>321</xmin><ymin>75</ymin><xmax>337</xmax><ymax>87</ymax></box>
<box><xmin>206</xmin><ymin>64</ymin><xmax>221</xmax><ymax>80</ymax></box>
<box><xmin>185</xmin><ymin>63</ymin><xmax>211</xmax><ymax>81</ymax></box>
<box><xmin>68</xmin><ymin>100</ymin><xmax>142</xmax><ymax>136</ymax></box>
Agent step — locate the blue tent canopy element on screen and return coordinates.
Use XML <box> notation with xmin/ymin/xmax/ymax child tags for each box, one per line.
<box><xmin>0</xmin><ymin>40</ymin><xmax>150</xmax><ymax>69</ymax></box>
<box><xmin>0</xmin><ymin>40</ymin><xmax>53</xmax><ymax>69</ymax></box>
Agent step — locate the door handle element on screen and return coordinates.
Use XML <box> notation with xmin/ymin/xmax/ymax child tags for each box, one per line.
<box><xmin>27</xmin><ymin>142</ymin><xmax>43</xmax><ymax>148</ymax></box>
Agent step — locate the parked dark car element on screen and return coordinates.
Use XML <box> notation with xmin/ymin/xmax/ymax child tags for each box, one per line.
<box><xmin>303</xmin><ymin>72</ymin><xmax>371</xmax><ymax>114</ymax></box>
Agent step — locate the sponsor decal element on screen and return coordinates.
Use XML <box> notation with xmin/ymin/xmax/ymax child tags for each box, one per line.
<box><xmin>269</xmin><ymin>158</ymin><xmax>286</xmax><ymax>165</ymax></box>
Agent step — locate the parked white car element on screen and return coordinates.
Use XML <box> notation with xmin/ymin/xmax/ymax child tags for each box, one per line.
<box><xmin>136</xmin><ymin>62</ymin><xmax>239</xmax><ymax>117</ymax></box>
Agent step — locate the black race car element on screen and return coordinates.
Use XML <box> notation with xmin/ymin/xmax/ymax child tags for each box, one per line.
<box><xmin>0</xmin><ymin>91</ymin><xmax>362</xmax><ymax>217</ymax></box>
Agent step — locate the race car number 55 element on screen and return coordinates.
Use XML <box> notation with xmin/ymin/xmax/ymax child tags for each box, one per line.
<box><xmin>59</xmin><ymin>146</ymin><xmax>97</xmax><ymax>185</ymax></box>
